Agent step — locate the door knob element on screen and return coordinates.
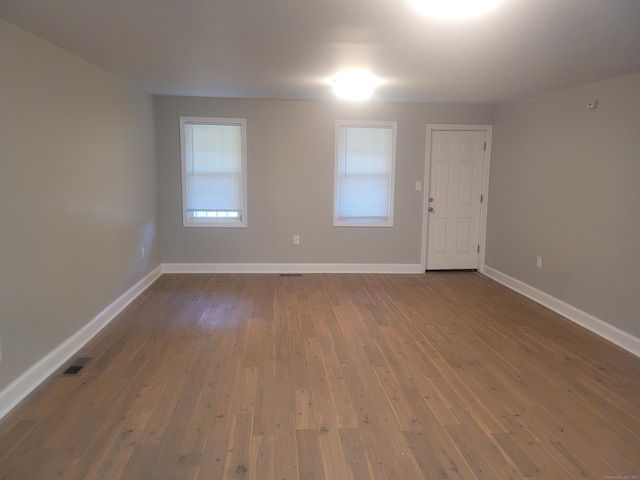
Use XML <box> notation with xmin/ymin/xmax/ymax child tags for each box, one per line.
<box><xmin>428</xmin><ymin>207</ymin><xmax>434</xmax><ymax>213</ymax></box>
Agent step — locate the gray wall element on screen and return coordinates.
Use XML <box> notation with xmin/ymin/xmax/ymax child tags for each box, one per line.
<box><xmin>0</xmin><ymin>20</ymin><xmax>160</xmax><ymax>391</ymax></box>
<box><xmin>155</xmin><ymin>96</ymin><xmax>493</xmax><ymax>265</ymax></box>
<box><xmin>486</xmin><ymin>72</ymin><xmax>640</xmax><ymax>338</ymax></box>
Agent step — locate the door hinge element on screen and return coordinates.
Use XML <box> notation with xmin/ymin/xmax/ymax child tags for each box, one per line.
<box><xmin>477</xmin><ymin>245</ymin><xmax>480</xmax><ymax>253</ymax></box>
<box><xmin>484</xmin><ymin>142</ymin><xmax>487</xmax><ymax>151</ymax></box>
<box><xmin>480</xmin><ymin>194</ymin><xmax>483</xmax><ymax>203</ymax></box>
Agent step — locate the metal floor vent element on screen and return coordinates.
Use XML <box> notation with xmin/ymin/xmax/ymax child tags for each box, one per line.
<box><xmin>425</xmin><ymin>269</ymin><xmax>477</xmax><ymax>273</ymax></box>
<box><xmin>61</xmin><ymin>357</ymin><xmax>91</xmax><ymax>376</ymax></box>
<box><xmin>279</xmin><ymin>273</ymin><xmax>303</xmax><ymax>277</ymax></box>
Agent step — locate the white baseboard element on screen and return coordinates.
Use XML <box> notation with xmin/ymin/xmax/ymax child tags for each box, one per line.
<box><xmin>482</xmin><ymin>265</ymin><xmax>640</xmax><ymax>358</ymax></box>
<box><xmin>0</xmin><ymin>266</ymin><xmax>163</xmax><ymax>420</ymax></box>
<box><xmin>162</xmin><ymin>263</ymin><xmax>423</xmax><ymax>274</ymax></box>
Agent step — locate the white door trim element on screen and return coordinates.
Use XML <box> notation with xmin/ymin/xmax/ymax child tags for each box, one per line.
<box><xmin>421</xmin><ymin>124</ymin><xmax>492</xmax><ymax>272</ymax></box>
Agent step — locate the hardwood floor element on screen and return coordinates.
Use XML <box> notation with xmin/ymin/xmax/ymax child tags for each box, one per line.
<box><xmin>0</xmin><ymin>272</ymin><xmax>638</xmax><ymax>479</ymax></box>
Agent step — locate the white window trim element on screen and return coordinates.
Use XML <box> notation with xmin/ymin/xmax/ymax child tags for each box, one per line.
<box><xmin>179</xmin><ymin>116</ymin><xmax>248</xmax><ymax>228</ymax></box>
<box><xmin>333</xmin><ymin>120</ymin><xmax>397</xmax><ymax>227</ymax></box>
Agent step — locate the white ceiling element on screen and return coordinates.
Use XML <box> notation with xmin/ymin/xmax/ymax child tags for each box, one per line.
<box><xmin>2</xmin><ymin>0</ymin><xmax>640</xmax><ymax>103</ymax></box>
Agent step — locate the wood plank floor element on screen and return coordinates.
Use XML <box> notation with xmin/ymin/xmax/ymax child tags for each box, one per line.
<box><xmin>0</xmin><ymin>272</ymin><xmax>639</xmax><ymax>479</ymax></box>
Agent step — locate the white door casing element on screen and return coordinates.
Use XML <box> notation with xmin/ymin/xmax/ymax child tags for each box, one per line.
<box><xmin>422</xmin><ymin>126</ymin><xmax>492</xmax><ymax>271</ymax></box>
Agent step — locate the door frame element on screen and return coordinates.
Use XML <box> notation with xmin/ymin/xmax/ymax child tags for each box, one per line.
<box><xmin>421</xmin><ymin>124</ymin><xmax>493</xmax><ymax>272</ymax></box>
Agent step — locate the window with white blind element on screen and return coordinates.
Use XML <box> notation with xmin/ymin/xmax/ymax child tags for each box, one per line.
<box><xmin>334</xmin><ymin>120</ymin><xmax>397</xmax><ymax>227</ymax></box>
<box><xmin>180</xmin><ymin>117</ymin><xmax>247</xmax><ymax>227</ymax></box>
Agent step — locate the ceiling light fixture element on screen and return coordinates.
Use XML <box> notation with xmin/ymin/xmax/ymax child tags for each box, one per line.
<box><xmin>330</xmin><ymin>70</ymin><xmax>381</xmax><ymax>101</ymax></box>
<box><xmin>409</xmin><ymin>0</ymin><xmax>502</xmax><ymax>19</ymax></box>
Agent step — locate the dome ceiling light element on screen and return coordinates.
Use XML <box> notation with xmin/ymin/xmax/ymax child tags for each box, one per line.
<box><xmin>409</xmin><ymin>0</ymin><xmax>503</xmax><ymax>19</ymax></box>
<box><xmin>329</xmin><ymin>70</ymin><xmax>381</xmax><ymax>101</ymax></box>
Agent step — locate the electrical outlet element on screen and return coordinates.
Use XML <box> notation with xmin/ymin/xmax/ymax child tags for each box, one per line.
<box><xmin>536</xmin><ymin>256</ymin><xmax>542</xmax><ymax>269</ymax></box>
<box><xmin>293</xmin><ymin>235</ymin><xmax>300</xmax><ymax>245</ymax></box>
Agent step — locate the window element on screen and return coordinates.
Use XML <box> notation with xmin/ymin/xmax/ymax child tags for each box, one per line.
<box><xmin>180</xmin><ymin>117</ymin><xmax>247</xmax><ymax>227</ymax></box>
<box><xmin>334</xmin><ymin>120</ymin><xmax>397</xmax><ymax>227</ymax></box>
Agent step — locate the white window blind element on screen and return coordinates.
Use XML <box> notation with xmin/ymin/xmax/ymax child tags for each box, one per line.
<box><xmin>334</xmin><ymin>121</ymin><xmax>396</xmax><ymax>226</ymax></box>
<box><xmin>180</xmin><ymin>117</ymin><xmax>247</xmax><ymax>227</ymax></box>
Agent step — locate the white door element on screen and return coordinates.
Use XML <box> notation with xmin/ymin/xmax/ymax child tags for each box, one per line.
<box><xmin>426</xmin><ymin>130</ymin><xmax>485</xmax><ymax>270</ymax></box>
